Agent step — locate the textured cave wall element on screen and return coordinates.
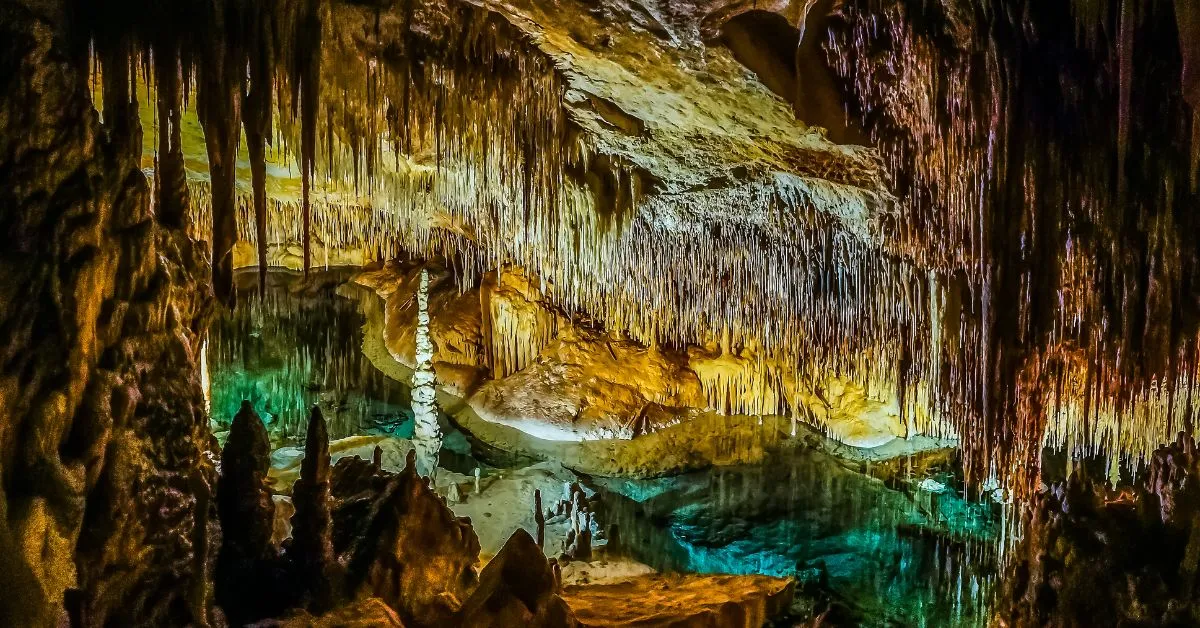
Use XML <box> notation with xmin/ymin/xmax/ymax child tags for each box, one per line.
<box><xmin>816</xmin><ymin>0</ymin><xmax>1200</xmax><ymax>490</ymax></box>
<box><xmin>0</xmin><ymin>1</ymin><xmax>218</xmax><ymax>625</ymax></box>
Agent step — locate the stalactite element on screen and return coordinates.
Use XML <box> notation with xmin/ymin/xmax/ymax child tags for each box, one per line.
<box><xmin>154</xmin><ymin>41</ymin><xmax>190</xmax><ymax>227</ymax></box>
<box><xmin>242</xmin><ymin>3</ymin><xmax>275</xmax><ymax>296</ymax></box>
<box><xmin>295</xmin><ymin>0</ymin><xmax>322</xmax><ymax>278</ymax></box>
<box><xmin>827</xmin><ymin>0</ymin><xmax>1200</xmax><ymax>493</ymax></box>
<box><xmin>195</xmin><ymin>3</ymin><xmax>242</xmax><ymax>307</ymax></box>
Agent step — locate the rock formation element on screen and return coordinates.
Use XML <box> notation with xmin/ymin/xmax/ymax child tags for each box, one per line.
<box><xmin>457</xmin><ymin>529</ymin><xmax>580</xmax><ymax>627</ymax></box>
<box><xmin>412</xmin><ymin>268</ymin><xmax>442</xmax><ymax>478</ymax></box>
<box><xmin>337</xmin><ymin>450</ymin><xmax>481</xmax><ymax>624</ymax></box>
<box><xmin>288</xmin><ymin>405</ymin><xmax>337</xmax><ymax>613</ymax></box>
<box><xmin>5</xmin><ymin>0</ymin><xmax>1200</xmax><ymax>624</ymax></box>
<box><xmin>216</xmin><ymin>401</ymin><xmax>283</xmax><ymax>623</ymax></box>
<box><xmin>997</xmin><ymin>432</ymin><xmax>1200</xmax><ymax>625</ymax></box>
<box><xmin>0</xmin><ymin>1</ymin><xmax>217</xmax><ymax>625</ymax></box>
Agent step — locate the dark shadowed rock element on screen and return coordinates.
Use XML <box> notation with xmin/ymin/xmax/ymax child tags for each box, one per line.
<box><xmin>337</xmin><ymin>449</ymin><xmax>481</xmax><ymax>625</ymax></box>
<box><xmin>456</xmin><ymin>529</ymin><xmax>579</xmax><ymax>627</ymax></box>
<box><xmin>289</xmin><ymin>405</ymin><xmax>338</xmax><ymax>613</ymax></box>
<box><xmin>217</xmin><ymin>401</ymin><xmax>283</xmax><ymax>623</ymax></box>
<box><xmin>996</xmin><ymin>433</ymin><xmax>1200</xmax><ymax>626</ymax></box>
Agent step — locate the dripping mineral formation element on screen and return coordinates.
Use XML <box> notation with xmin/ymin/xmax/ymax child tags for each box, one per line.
<box><xmin>3</xmin><ymin>0</ymin><xmax>1200</xmax><ymax>625</ymax></box>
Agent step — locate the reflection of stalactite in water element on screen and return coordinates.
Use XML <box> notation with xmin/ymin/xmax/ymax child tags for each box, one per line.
<box><xmin>594</xmin><ymin>447</ymin><xmax>997</xmax><ymax>625</ymax></box>
<box><xmin>207</xmin><ymin>273</ymin><xmax>407</xmax><ymax>444</ymax></box>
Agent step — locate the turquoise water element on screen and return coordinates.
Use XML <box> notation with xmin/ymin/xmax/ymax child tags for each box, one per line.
<box><xmin>205</xmin><ymin>269</ymin><xmax>481</xmax><ymax>473</ymax></box>
<box><xmin>591</xmin><ymin>447</ymin><xmax>999</xmax><ymax>626</ymax></box>
<box><xmin>206</xmin><ymin>270</ymin><xmax>999</xmax><ymax>626</ymax></box>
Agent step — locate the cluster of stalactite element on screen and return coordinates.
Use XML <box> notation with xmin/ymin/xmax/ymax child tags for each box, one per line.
<box><xmin>824</xmin><ymin>0</ymin><xmax>1200</xmax><ymax>492</ymax></box>
<box><xmin>86</xmin><ymin>0</ymin><xmax>943</xmax><ymax>453</ymax></box>
<box><xmin>85</xmin><ymin>0</ymin><xmax>1200</xmax><ymax>494</ymax></box>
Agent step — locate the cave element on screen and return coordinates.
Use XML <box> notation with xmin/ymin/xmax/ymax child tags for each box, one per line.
<box><xmin>2</xmin><ymin>0</ymin><xmax>1200</xmax><ymax>626</ymax></box>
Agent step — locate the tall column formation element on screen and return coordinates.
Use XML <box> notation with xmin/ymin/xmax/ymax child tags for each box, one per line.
<box><xmin>412</xmin><ymin>269</ymin><xmax>441</xmax><ymax>478</ymax></box>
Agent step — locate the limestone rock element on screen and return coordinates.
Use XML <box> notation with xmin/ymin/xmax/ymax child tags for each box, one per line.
<box><xmin>250</xmin><ymin>597</ymin><xmax>405</xmax><ymax>627</ymax></box>
<box><xmin>456</xmin><ymin>529</ymin><xmax>580</xmax><ymax>627</ymax></box>
<box><xmin>217</xmin><ymin>401</ymin><xmax>284</xmax><ymax>623</ymax></box>
<box><xmin>560</xmin><ymin>573</ymin><xmax>794</xmax><ymax>628</ymax></box>
<box><xmin>288</xmin><ymin>406</ymin><xmax>338</xmax><ymax>612</ymax></box>
<box><xmin>337</xmin><ymin>451</ymin><xmax>481</xmax><ymax>625</ymax></box>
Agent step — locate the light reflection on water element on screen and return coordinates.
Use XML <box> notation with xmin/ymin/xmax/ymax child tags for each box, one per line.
<box><xmin>207</xmin><ymin>269</ymin><xmax>1000</xmax><ymax>627</ymax></box>
<box><xmin>206</xmin><ymin>269</ymin><xmax>411</xmax><ymax>445</ymax></box>
<box><xmin>591</xmin><ymin>444</ymin><xmax>999</xmax><ymax>626</ymax></box>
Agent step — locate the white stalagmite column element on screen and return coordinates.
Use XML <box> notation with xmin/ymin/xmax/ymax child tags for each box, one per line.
<box><xmin>412</xmin><ymin>269</ymin><xmax>441</xmax><ymax>479</ymax></box>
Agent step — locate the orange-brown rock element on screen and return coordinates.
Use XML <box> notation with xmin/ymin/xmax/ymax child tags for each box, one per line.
<box><xmin>560</xmin><ymin>573</ymin><xmax>794</xmax><ymax>628</ymax></box>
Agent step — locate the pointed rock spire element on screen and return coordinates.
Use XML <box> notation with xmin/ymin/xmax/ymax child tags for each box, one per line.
<box><xmin>290</xmin><ymin>405</ymin><xmax>337</xmax><ymax>612</ymax></box>
<box><xmin>216</xmin><ymin>401</ymin><xmax>278</xmax><ymax>623</ymax></box>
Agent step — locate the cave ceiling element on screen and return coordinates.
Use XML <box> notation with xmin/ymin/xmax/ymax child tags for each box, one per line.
<box><xmin>83</xmin><ymin>0</ymin><xmax>1200</xmax><ymax>494</ymax></box>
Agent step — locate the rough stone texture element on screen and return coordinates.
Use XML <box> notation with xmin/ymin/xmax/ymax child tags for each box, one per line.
<box><xmin>251</xmin><ymin>598</ymin><xmax>406</xmax><ymax>627</ymax></box>
<box><xmin>336</xmin><ymin>451</ymin><xmax>482</xmax><ymax>626</ymax></box>
<box><xmin>217</xmin><ymin>401</ymin><xmax>285</xmax><ymax>624</ymax></box>
<box><xmin>288</xmin><ymin>406</ymin><xmax>337</xmax><ymax>613</ymax></box>
<box><xmin>0</xmin><ymin>2</ymin><xmax>217</xmax><ymax>625</ymax></box>
<box><xmin>996</xmin><ymin>433</ymin><xmax>1200</xmax><ymax>626</ymax></box>
<box><xmin>560</xmin><ymin>573</ymin><xmax>794</xmax><ymax>628</ymax></box>
<box><xmin>457</xmin><ymin>529</ymin><xmax>580</xmax><ymax>628</ymax></box>
<box><xmin>357</xmin><ymin>260</ymin><xmax>934</xmax><ymax>450</ymax></box>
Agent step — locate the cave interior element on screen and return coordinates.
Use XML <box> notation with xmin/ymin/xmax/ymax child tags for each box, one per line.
<box><xmin>2</xmin><ymin>0</ymin><xmax>1200</xmax><ymax>625</ymax></box>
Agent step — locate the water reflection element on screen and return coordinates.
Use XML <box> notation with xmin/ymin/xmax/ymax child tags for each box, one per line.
<box><xmin>207</xmin><ymin>269</ymin><xmax>1000</xmax><ymax>626</ymax></box>
<box><xmin>592</xmin><ymin>446</ymin><xmax>999</xmax><ymax>627</ymax></box>
<box><xmin>206</xmin><ymin>269</ymin><xmax>410</xmax><ymax>445</ymax></box>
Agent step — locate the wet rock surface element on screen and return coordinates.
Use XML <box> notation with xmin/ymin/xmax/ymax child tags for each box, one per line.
<box><xmin>457</xmin><ymin>529</ymin><xmax>580</xmax><ymax>627</ymax></box>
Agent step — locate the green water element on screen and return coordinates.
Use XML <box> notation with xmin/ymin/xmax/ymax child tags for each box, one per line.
<box><xmin>206</xmin><ymin>269</ymin><xmax>999</xmax><ymax>626</ymax></box>
<box><xmin>205</xmin><ymin>269</ymin><xmax>481</xmax><ymax>473</ymax></box>
<box><xmin>591</xmin><ymin>447</ymin><xmax>999</xmax><ymax>626</ymax></box>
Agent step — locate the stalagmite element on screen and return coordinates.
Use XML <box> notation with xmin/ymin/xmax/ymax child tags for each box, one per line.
<box><xmin>412</xmin><ymin>269</ymin><xmax>441</xmax><ymax>478</ymax></box>
<box><xmin>290</xmin><ymin>406</ymin><xmax>336</xmax><ymax>613</ymax></box>
<box><xmin>216</xmin><ymin>401</ymin><xmax>279</xmax><ymax>624</ymax></box>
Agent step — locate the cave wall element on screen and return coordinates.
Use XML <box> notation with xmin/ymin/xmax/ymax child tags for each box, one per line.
<box><xmin>820</xmin><ymin>0</ymin><xmax>1200</xmax><ymax>490</ymax></box>
<box><xmin>0</xmin><ymin>1</ymin><xmax>217</xmax><ymax>625</ymax></box>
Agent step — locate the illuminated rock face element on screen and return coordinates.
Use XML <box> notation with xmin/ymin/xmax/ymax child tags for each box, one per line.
<box><xmin>357</xmin><ymin>261</ymin><xmax>941</xmax><ymax>448</ymax></box>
